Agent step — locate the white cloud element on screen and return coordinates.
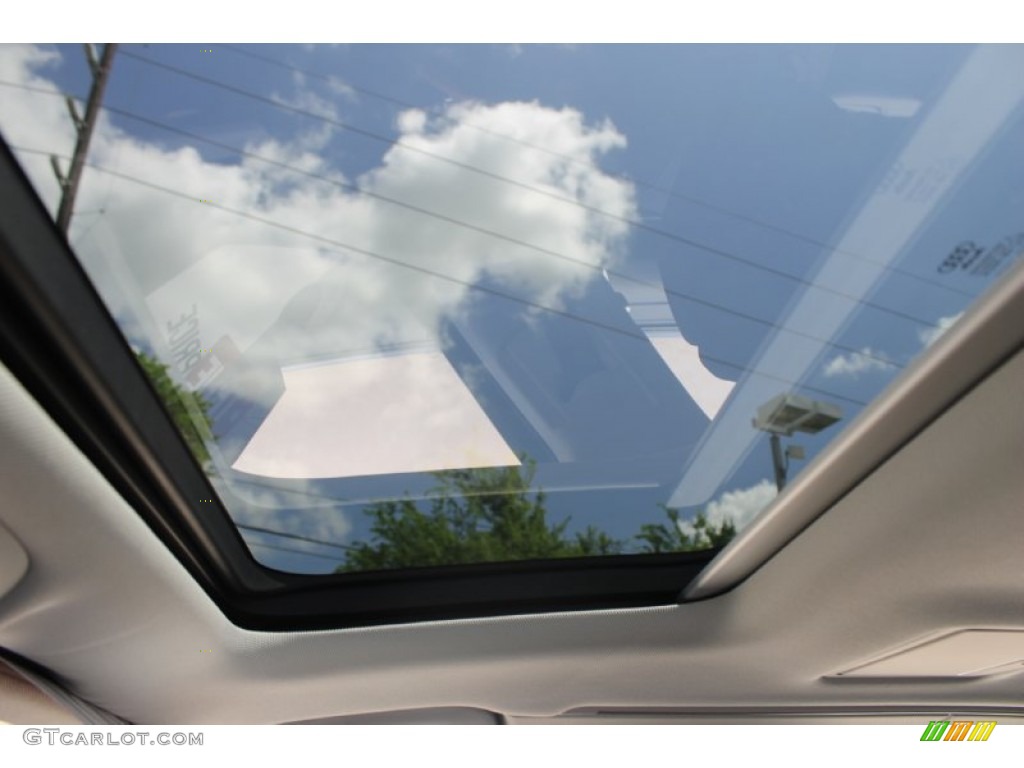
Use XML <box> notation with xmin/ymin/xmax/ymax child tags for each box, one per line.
<box><xmin>274</xmin><ymin>71</ymin><xmax>341</xmax><ymax>122</ymax></box>
<box><xmin>919</xmin><ymin>311</ymin><xmax>964</xmax><ymax>348</ymax></box>
<box><xmin>678</xmin><ymin>479</ymin><xmax>777</xmax><ymax>538</ymax></box>
<box><xmin>396</xmin><ymin>107</ymin><xmax>427</xmax><ymax>134</ymax></box>
<box><xmin>822</xmin><ymin>347</ymin><xmax>895</xmax><ymax>378</ymax></box>
<box><xmin>0</xmin><ymin>45</ymin><xmax>637</xmax><ymax>480</ymax></box>
<box><xmin>0</xmin><ymin>45</ymin><xmax>77</xmax><ymax>213</ymax></box>
<box><xmin>324</xmin><ymin>75</ymin><xmax>356</xmax><ymax>101</ymax></box>
<box><xmin>832</xmin><ymin>94</ymin><xmax>922</xmax><ymax>118</ymax></box>
<box><xmin>1</xmin><ymin>45</ymin><xmax>635</xmax><ymax>357</ymax></box>
<box><xmin>822</xmin><ymin>313</ymin><xmax>965</xmax><ymax>382</ymax></box>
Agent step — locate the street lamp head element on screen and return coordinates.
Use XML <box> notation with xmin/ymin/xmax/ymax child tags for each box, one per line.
<box><xmin>753</xmin><ymin>393</ymin><xmax>843</xmax><ymax>437</ymax></box>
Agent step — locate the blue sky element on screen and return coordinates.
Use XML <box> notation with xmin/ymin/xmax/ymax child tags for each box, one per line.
<box><xmin>1</xmin><ymin>43</ymin><xmax>1021</xmax><ymax>572</ymax></box>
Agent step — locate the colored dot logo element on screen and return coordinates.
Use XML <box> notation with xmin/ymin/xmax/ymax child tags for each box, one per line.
<box><xmin>199</xmin><ymin>199</ymin><xmax>212</xmax><ymax>203</ymax></box>
<box><xmin>201</xmin><ymin>48</ymin><xmax>213</xmax><ymax>53</ymax></box>
<box><xmin>199</xmin><ymin>499</ymin><xmax>213</xmax><ymax>503</ymax></box>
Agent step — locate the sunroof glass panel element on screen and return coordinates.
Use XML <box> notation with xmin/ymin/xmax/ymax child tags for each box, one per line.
<box><xmin>2</xmin><ymin>43</ymin><xmax>1022</xmax><ymax>574</ymax></box>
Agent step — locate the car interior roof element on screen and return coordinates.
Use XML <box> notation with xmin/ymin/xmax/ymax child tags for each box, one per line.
<box><xmin>0</xmin><ymin>59</ymin><xmax>1023</xmax><ymax>718</ymax></box>
<box><xmin>0</xmin><ymin>248</ymin><xmax>1022</xmax><ymax>723</ymax></box>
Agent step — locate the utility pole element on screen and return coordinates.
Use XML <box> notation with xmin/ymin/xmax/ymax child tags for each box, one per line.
<box><xmin>768</xmin><ymin>433</ymin><xmax>788</xmax><ymax>492</ymax></box>
<box><xmin>51</xmin><ymin>43</ymin><xmax>117</xmax><ymax>235</ymax></box>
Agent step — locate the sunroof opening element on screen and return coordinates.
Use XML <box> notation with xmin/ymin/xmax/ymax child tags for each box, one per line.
<box><xmin>3</xmin><ymin>43</ymin><xmax>1022</xmax><ymax>577</ymax></box>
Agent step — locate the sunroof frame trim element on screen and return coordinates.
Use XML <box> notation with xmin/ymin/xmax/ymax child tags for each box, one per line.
<box><xmin>0</xmin><ymin>138</ymin><xmax>716</xmax><ymax>631</ymax></box>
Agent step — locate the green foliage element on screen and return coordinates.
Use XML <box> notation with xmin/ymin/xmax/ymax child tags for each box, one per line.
<box><xmin>571</xmin><ymin>525</ymin><xmax>625</xmax><ymax>557</ymax></box>
<box><xmin>135</xmin><ymin>350</ymin><xmax>214</xmax><ymax>468</ymax></box>
<box><xmin>340</xmin><ymin>462</ymin><xmax>604</xmax><ymax>571</ymax></box>
<box><xmin>635</xmin><ymin>506</ymin><xmax>737</xmax><ymax>553</ymax></box>
<box><xmin>337</xmin><ymin>460</ymin><xmax>737</xmax><ymax>573</ymax></box>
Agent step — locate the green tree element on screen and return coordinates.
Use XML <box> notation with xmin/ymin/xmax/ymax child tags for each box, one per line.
<box><xmin>337</xmin><ymin>461</ymin><xmax>736</xmax><ymax>573</ymax></box>
<box><xmin>135</xmin><ymin>350</ymin><xmax>214</xmax><ymax>468</ymax></box>
<box><xmin>635</xmin><ymin>505</ymin><xmax>737</xmax><ymax>553</ymax></box>
<box><xmin>339</xmin><ymin>461</ymin><xmax>622</xmax><ymax>572</ymax></box>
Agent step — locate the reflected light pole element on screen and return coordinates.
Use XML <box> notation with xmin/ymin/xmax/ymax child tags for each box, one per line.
<box><xmin>753</xmin><ymin>394</ymin><xmax>843</xmax><ymax>491</ymax></box>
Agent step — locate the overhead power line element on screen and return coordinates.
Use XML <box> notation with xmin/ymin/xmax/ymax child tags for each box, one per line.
<box><xmin>214</xmin><ymin>473</ymin><xmax>355</xmax><ymax>506</ymax></box>
<box><xmin>220</xmin><ymin>43</ymin><xmax>420</xmax><ymax>111</ymax></box>
<box><xmin>1</xmin><ymin>77</ymin><xmax>945</xmax><ymax>350</ymax></box>
<box><xmin>114</xmin><ymin>51</ymin><xmax>966</xmax><ymax>317</ymax></box>
<box><xmin>85</xmin><ymin>98</ymin><xmax>921</xmax><ymax>366</ymax></box>
<box><xmin>235</xmin><ymin>522</ymin><xmax>355</xmax><ymax>551</ymax></box>
<box><xmin>12</xmin><ymin>144</ymin><xmax>870</xmax><ymax>408</ymax></box>
<box><xmin>244</xmin><ymin>539</ymin><xmax>347</xmax><ymax>563</ymax></box>
<box><xmin>214</xmin><ymin>43</ymin><xmax>972</xmax><ymax>301</ymax></box>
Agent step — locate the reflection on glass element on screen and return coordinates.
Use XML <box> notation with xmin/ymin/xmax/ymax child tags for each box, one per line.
<box><xmin>2</xmin><ymin>43</ymin><xmax>1021</xmax><ymax>573</ymax></box>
